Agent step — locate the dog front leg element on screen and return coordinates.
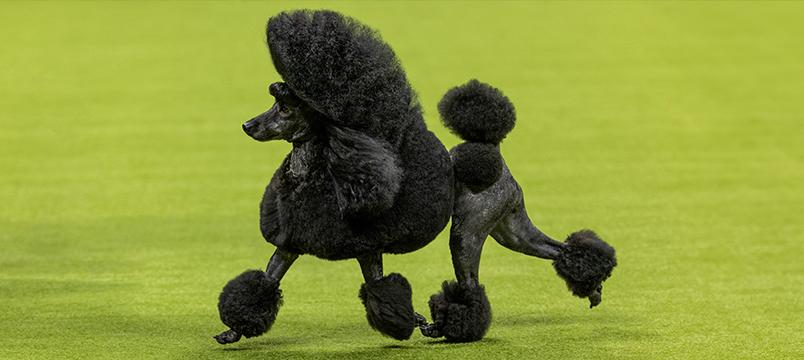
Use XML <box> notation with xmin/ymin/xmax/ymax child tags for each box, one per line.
<box><xmin>214</xmin><ymin>248</ymin><xmax>298</xmax><ymax>344</ymax></box>
<box><xmin>265</xmin><ymin>248</ymin><xmax>299</xmax><ymax>282</ymax></box>
<box><xmin>357</xmin><ymin>253</ymin><xmax>417</xmax><ymax>340</ymax></box>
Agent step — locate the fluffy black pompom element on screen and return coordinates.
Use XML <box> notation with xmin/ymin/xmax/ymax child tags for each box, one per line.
<box><xmin>326</xmin><ymin>126</ymin><xmax>402</xmax><ymax>217</ymax></box>
<box><xmin>438</xmin><ymin>79</ymin><xmax>516</xmax><ymax>144</ymax></box>
<box><xmin>218</xmin><ymin>270</ymin><xmax>283</xmax><ymax>338</ymax></box>
<box><xmin>358</xmin><ymin>273</ymin><xmax>416</xmax><ymax>340</ymax></box>
<box><xmin>553</xmin><ymin>230</ymin><xmax>617</xmax><ymax>307</ymax></box>
<box><xmin>451</xmin><ymin>142</ymin><xmax>503</xmax><ymax>192</ymax></box>
<box><xmin>428</xmin><ymin>281</ymin><xmax>492</xmax><ymax>342</ymax></box>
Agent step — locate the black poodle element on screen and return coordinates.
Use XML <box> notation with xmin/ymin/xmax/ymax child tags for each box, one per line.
<box><xmin>214</xmin><ymin>10</ymin><xmax>616</xmax><ymax>345</ymax></box>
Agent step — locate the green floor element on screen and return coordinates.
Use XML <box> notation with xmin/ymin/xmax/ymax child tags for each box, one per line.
<box><xmin>1</xmin><ymin>1</ymin><xmax>802</xmax><ymax>359</ymax></box>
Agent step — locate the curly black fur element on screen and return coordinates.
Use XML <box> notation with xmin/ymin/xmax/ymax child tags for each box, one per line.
<box><xmin>438</xmin><ymin>79</ymin><xmax>516</xmax><ymax>144</ymax></box>
<box><xmin>451</xmin><ymin>142</ymin><xmax>503</xmax><ymax>192</ymax></box>
<box><xmin>439</xmin><ymin>80</ymin><xmax>514</xmax><ymax>192</ymax></box>
<box><xmin>256</xmin><ymin>10</ymin><xmax>454</xmax><ymax>261</ymax></box>
<box><xmin>358</xmin><ymin>273</ymin><xmax>416</xmax><ymax>340</ymax></box>
<box><xmin>325</xmin><ymin>126</ymin><xmax>402</xmax><ymax>217</ymax></box>
<box><xmin>267</xmin><ymin>10</ymin><xmax>415</xmax><ymax>137</ymax></box>
<box><xmin>217</xmin><ymin>270</ymin><xmax>282</xmax><ymax>338</ymax></box>
<box><xmin>428</xmin><ymin>281</ymin><xmax>492</xmax><ymax>342</ymax></box>
<box><xmin>553</xmin><ymin>230</ymin><xmax>617</xmax><ymax>299</ymax></box>
<box><xmin>229</xmin><ymin>9</ymin><xmax>617</xmax><ymax>345</ymax></box>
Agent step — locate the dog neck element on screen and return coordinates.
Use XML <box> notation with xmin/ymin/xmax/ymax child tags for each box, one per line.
<box><xmin>288</xmin><ymin>141</ymin><xmax>314</xmax><ymax>177</ymax></box>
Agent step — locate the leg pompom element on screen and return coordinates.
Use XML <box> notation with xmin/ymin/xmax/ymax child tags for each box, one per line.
<box><xmin>217</xmin><ymin>269</ymin><xmax>282</xmax><ymax>338</ymax></box>
<box><xmin>553</xmin><ymin>229</ymin><xmax>617</xmax><ymax>308</ymax></box>
<box><xmin>358</xmin><ymin>273</ymin><xmax>416</xmax><ymax>340</ymax></box>
<box><xmin>427</xmin><ymin>281</ymin><xmax>491</xmax><ymax>342</ymax></box>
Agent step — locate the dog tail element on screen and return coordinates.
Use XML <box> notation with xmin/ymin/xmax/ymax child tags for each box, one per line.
<box><xmin>438</xmin><ymin>80</ymin><xmax>516</xmax><ymax>192</ymax></box>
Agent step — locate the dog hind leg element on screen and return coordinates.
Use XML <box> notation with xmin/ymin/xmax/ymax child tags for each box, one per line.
<box><xmin>490</xmin><ymin>183</ymin><xmax>617</xmax><ymax>308</ymax></box>
<box><xmin>421</xmin><ymin>175</ymin><xmax>521</xmax><ymax>342</ymax></box>
<box><xmin>489</xmin><ymin>195</ymin><xmax>565</xmax><ymax>260</ymax></box>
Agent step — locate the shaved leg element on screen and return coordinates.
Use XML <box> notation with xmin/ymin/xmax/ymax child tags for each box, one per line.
<box><xmin>265</xmin><ymin>248</ymin><xmax>299</xmax><ymax>282</ymax></box>
<box><xmin>450</xmin><ymin>231</ymin><xmax>488</xmax><ymax>289</ymax></box>
<box><xmin>357</xmin><ymin>253</ymin><xmax>383</xmax><ymax>282</ymax></box>
<box><xmin>490</xmin><ymin>199</ymin><xmax>565</xmax><ymax>260</ymax></box>
<box><xmin>448</xmin><ymin>168</ymin><xmax>522</xmax><ymax>287</ymax></box>
<box><xmin>420</xmin><ymin>173</ymin><xmax>517</xmax><ymax>339</ymax></box>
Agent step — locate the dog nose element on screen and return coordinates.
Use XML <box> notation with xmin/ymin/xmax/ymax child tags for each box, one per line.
<box><xmin>242</xmin><ymin>119</ymin><xmax>257</xmax><ymax>134</ymax></box>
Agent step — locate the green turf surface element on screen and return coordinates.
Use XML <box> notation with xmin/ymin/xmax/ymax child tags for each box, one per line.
<box><xmin>1</xmin><ymin>1</ymin><xmax>802</xmax><ymax>359</ymax></box>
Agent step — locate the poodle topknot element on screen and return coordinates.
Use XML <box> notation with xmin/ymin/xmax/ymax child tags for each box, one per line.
<box><xmin>267</xmin><ymin>10</ymin><xmax>416</xmax><ymax>138</ymax></box>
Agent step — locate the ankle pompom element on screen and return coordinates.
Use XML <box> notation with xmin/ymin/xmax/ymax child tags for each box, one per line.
<box><xmin>359</xmin><ymin>273</ymin><xmax>416</xmax><ymax>340</ymax></box>
<box><xmin>553</xmin><ymin>230</ymin><xmax>616</xmax><ymax>307</ymax></box>
<box><xmin>217</xmin><ymin>270</ymin><xmax>282</xmax><ymax>337</ymax></box>
<box><xmin>427</xmin><ymin>281</ymin><xmax>491</xmax><ymax>342</ymax></box>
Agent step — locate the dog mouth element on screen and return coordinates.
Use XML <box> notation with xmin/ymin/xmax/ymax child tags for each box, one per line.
<box><xmin>242</xmin><ymin>118</ymin><xmax>282</xmax><ymax>142</ymax></box>
<box><xmin>242</xmin><ymin>116</ymin><xmax>314</xmax><ymax>143</ymax></box>
<box><xmin>242</xmin><ymin>119</ymin><xmax>259</xmax><ymax>137</ymax></box>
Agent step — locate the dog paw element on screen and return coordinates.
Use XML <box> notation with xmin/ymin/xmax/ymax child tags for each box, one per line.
<box><xmin>414</xmin><ymin>312</ymin><xmax>443</xmax><ymax>338</ymax></box>
<box><xmin>588</xmin><ymin>285</ymin><xmax>602</xmax><ymax>308</ymax></box>
<box><xmin>214</xmin><ymin>329</ymin><xmax>242</xmax><ymax>345</ymax></box>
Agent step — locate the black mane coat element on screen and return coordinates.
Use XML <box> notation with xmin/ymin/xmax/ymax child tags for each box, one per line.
<box><xmin>259</xmin><ymin>10</ymin><xmax>453</xmax><ymax>260</ymax></box>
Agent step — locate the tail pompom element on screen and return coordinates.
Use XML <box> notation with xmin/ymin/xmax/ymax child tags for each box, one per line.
<box><xmin>452</xmin><ymin>142</ymin><xmax>503</xmax><ymax>192</ymax></box>
<box><xmin>217</xmin><ymin>270</ymin><xmax>283</xmax><ymax>338</ymax></box>
<box><xmin>553</xmin><ymin>230</ymin><xmax>617</xmax><ymax>307</ymax></box>
<box><xmin>438</xmin><ymin>79</ymin><xmax>515</xmax><ymax>144</ymax></box>
<box><xmin>427</xmin><ymin>281</ymin><xmax>492</xmax><ymax>342</ymax></box>
<box><xmin>359</xmin><ymin>273</ymin><xmax>416</xmax><ymax>340</ymax></box>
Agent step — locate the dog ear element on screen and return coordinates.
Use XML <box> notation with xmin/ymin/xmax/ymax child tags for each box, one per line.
<box><xmin>325</xmin><ymin>126</ymin><xmax>402</xmax><ymax>218</ymax></box>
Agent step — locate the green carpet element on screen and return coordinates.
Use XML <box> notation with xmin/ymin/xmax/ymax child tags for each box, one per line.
<box><xmin>1</xmin><ymin>1</ymin><xmax>801</xmax><ymax>359</ymax></box>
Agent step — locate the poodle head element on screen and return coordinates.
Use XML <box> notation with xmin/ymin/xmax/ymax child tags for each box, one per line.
<box><xmin>242</xmin><ymin>82</ymin><xmax>325</xmax><ymax>143</ymax></box>
<box><xmin>266</xmin><ymin>10</ymin><xmax>416</xmax><ymax>136</ymax></box>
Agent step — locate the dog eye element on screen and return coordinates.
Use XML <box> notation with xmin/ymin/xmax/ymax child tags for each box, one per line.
<box><xmin>278</xmin><ymin>104</ymin><xmax>292</xmax><ymax>117</ymax></box>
